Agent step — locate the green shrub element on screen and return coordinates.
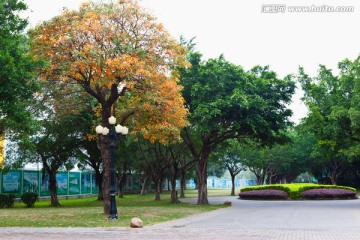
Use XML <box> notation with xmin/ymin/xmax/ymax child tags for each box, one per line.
<box><xmin>241</xmin><ymin>185</ymin><xmax>291</xmax><ymax>195</ymax></box>
<box><xmin>298</xmin><ymin>185</ymin><xmax>357</xmax><ymax>194</ymax></box>
<box><xmin>0</xmin><ymin>194</ymin><xmax>9</xmax><ymax>208</ymax></box>
<box><xmin>21</xmin><ymin>192</ymin><xmax>38</xmax><ymax>208</ymax></box>
<box><xmin>239</xmin><ymin>189</ymin><xmax>289</xmax><ymax>200</ymax></box>
<box><xmin>301</xmin><ymin>188</ymin><xmax>357</xmax><ymax>200</ymax></box>
<box><xmin>7</xmin><ymin>194</ymin><xmax>16</xmax><ymax>207</ymax></box>
<box><xmin>240</xmin><ymin>183</ymin><xmax>357</xmax><ymax>200</ymax></box>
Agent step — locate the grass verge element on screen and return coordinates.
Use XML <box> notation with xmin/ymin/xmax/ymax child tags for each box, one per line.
<box><xmin>0</xmin><ymin>189</ymin><xmax>229</xmax><ymax>227</ymax></box>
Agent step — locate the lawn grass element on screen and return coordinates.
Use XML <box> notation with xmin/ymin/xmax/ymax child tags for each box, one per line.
<box><xmin>0</xmin><ymin>189</ymin><xmax>229</xmax><ymax>227</ymax></box>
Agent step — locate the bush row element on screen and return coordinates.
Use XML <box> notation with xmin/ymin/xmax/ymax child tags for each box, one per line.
<box><xmin>240</xmin><ymin>184</ymin><xmax>358</xmax><ymax>200</ymax></box>
<box><xmin>0</xmin><ymin>193</ymin><xmax>15</xmax><ymax>208</ymax></box>
<box><xmin>240</xmin><ymin>185</ymin><xmax>291</xmax><ymax>195</ymax></box>
<box><xmin>301</xmin><ymin>188</ymin><xmax>356</xmax><ymax>199</ymax></box>
<box><xmin>239</xmin><ymin>189</ymin><xmax>288</xmax><ymax>200</ymax></box>
<box><xmin>0</xmin><ymin>192</ymin><xmax>38</xmax><ymax>208</ymax></box>
<box><xmin>298</xmin><ymin>185</ymin><xmax>356</xmax><ymax>193</ymax></box>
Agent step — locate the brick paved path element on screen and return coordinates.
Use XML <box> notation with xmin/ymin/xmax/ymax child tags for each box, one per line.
<box><xmin>1</xmin><ymin>197</ymin><xmax>360</xmax><ymax>240</ymax></box>
<box><xmin>1</xmin><ymin>227</ymin><xmax>360</xmax><ymax>240</ymax></box>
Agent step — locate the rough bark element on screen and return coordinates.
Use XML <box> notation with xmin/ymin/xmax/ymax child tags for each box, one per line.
<box><xmin>197</xmin><ymin>149</ymin><xmax>211</xmax><ymax>205</ymax></box>
<box><xmin>100</xmin><ymin>140</ymin><xmax>111</xmax><ymax>214</ymax></box>
<box><xmin>230</xmin><ymin>173</ymin><xmax>236</xmax><ymax>196</ymax></box>
<box><xmin>180</xmin><ymin>170</ymin><xmax>186</xmax><ymax>198</ymax></box>
<box><xmin>170</xmin><ymin>174</ymin><xmax>180</xmax><ymax>204</ymax></box>
<box><xmin>154</xmin><ymin>177</ymin><xmax>161</xmax><ymax>201</ymax></box>
<box><xmin>49</xmin><ymin>171</ymin><xmax>61</xmax><ymax>207</ymax></box>
<box><xmin>100</xmin><ymin>106</ymin><xmax>112</xmax><ymax>215</ymax></box>
<box><xmin>140</xmin><ymin>176</ymin><xmax>148</xmax><ymax>195</ymax></box>
<box><xmin>117</xmin><ymin>172</ymin><xmax>126</xmax><ymax>198</ymax></box>
<box><xmin>95</xmin><ymin>169</ymin><xmax>104</xmax><ymax>201</ymax></box>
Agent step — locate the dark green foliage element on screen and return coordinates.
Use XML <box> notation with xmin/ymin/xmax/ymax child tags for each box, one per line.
<box><xmin>0</xmin><ymin>193</ymin><xmax>15</xmax><ymax>208</ymax></box>
<box><xmin>179</xmin><ymin>40</ymin><xmax>296</xmax><ymax>204</ymax></box>
<box><xmin>7</xmin><ymin>193</ymin><xmax>15</xmax><ymax>207</ymax></box>
<box><xmin>0</xmin><ymin>0</ymin><xmax>39</xmax><ymax>133</ymax></box>
<box><xmin>21</xmin><ymin>192</ymin><xmax>38</xmax><ymax>208</ymax></box>
<box><xmin>298</xmin><ymin>57</ymin><xmax>360</xmax><ymax>184</ymax></box>
<box><xmin>0</xmin><ymin>194</ymin><xmax>9</xmax><ymax>208</ymax></box>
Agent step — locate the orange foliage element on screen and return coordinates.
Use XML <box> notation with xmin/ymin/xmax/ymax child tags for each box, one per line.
<box><xmin>29</xmin><ymin>0</ymin><xmax>189</xmax><ymax>143</ymax></box>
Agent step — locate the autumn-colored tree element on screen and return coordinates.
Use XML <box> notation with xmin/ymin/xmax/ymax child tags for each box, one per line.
<box><xmin>29</xmin><ymin>0</ymin><xmax>188</xmax><ymax>214</ymax></box>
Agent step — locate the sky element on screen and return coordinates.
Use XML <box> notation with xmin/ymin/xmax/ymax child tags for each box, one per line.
<box><xmin>22</xmin><ymin>0</ymin><xmax>360</xmax><ymax>124</ymax></box>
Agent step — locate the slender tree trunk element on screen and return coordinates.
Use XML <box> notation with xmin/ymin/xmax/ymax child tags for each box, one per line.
<box><xmin>197</xmin><ymin>149</ymin><xmax>211</xmax><ymax>205</ymax></box>
<box><xmin>95</xmin><ymin>169</ymin><xmax>104</xmax><ymax>201</ymax></box>
<box><xmin>140</xmin><ymin>176</ymin><xmax>148</xmax><ymax>195</ymax></box>
<box><xmin>49</xmin><ymin>171</ymin><xmax>60</xmax><ymax>207</ymax></box>
<box><xmin>118</xmin><ymin>173</ymin><xmax>126</xmax><ymax>198</ymax></box>
<box><xmin>329</xmin><ymin>174</ymin><xmax>336</xmax><ymax>185</ymax></box>
<box><xmin>160</xmin><ymin>175</ymin><xmax>164</xmax><ymax>193</ymax></box>
<box><xmin>180</xmin><ymin>170</ymin><xmax>186</xmax><ymax>198</ymax></box>
<box><xmin>170</xmin><ymin>174</ymin><xmax>180</xmax><ymax>204</ymax></box>
<box><xmin>230</xmin><ymin>173</ymin><xmax>236</xmax><ymax>196</ymax></box>
<box><xmin>154</xmin><ymin>178</ymin><xmax>161</xmax><ymax>201</ymax></box>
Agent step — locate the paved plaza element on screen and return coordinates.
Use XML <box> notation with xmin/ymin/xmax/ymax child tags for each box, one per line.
<box><xmin>1</xmin><ymin>196</ymin><xmax>360</xmax><ymax>240</ymax></box>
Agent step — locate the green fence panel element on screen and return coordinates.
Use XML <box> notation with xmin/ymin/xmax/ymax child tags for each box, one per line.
<box><xmin>91</xmin><ymin>173</ymin><xmax>99</xmax><ymax>194</ymax></box>
<box><xmin>40</xmin><ymin>173</ymin><xmax>50</xmax><ymax>197</ymax></box>
<box><xmin>23</xmin><ymin>171</ymin><xmax>39</xmax><ymax>194</ymax></box>
<box><xmin>2</xmin><ymin>171</ymin><xmax>22</xmax><ymax>197</ymax></box>
<box><xmin>56</xmin><ymin>172</ymin><xmax>68</xmax><ymax>195</ymax></box>
<box><xmin>81</xmin><ymin>173</ymin><xmax>92</xmax><ymax>194</ymax></box>
<box><xmin>69</xmin><ymin>172</ymin><xmax>80</xmax><ymax>195</ymax></box>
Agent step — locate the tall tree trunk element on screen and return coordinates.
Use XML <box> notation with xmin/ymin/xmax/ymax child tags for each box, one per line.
<box><xmin>197</xmin><ymin>149</ymin><xmax>211</xmax><ymax>205</ymax></box>
<box><xmin>95</xmin><ymin>169</ymin><xmax>104</xmax><ymax>201</ymax></box>
<box><xmin>140</xmin><ymin>176</ymin><xmax>148</xmax><ymax>195</ymax></box>
<box><xmin>100</xmin><ymin>106</ymin><xmax>112</xmax><ymax>215</ymax></box>
<box><xmin>49</xmin><ymin>171</ymin><xmax>60</xmax><ymax>207</ymax></box>
<box><xmin>230</xmin><ymin>173</ymin><xmax>236</xmax><ymax>196</ymax></box>
<box><xmin>117</xmin><ymin>173</ymin><xmax>126</xmax><ymax>198</ymax></box>
<box><xmin>170</xmin><ymin>174</ymin><xmax>180</xmax><ymax>204</ymax></box>
<box><xmin>180</xmin><ymin>170</ymin><xmax>186</xmax><ymax>198</ymax></box>
<box><xmin>160</xmin><ymin>175</ymin><xmax>164</xmax><ymax>193</ymax></box>
<box><xmin>100</xmin><ymin>141</ymin><xmax>111</xmax><ymax>214</ymax></box>
<box><xmin>154</xmin><ymin>177</ymin><xmax>161</xmax><ymax>201</ymax></box>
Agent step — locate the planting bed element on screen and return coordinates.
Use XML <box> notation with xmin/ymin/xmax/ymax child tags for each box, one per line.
<box><xmin>239</xmin><ymin>189</ymin><xmax>288</xmax><ymax>200</ymax></box>
<box><xmin>239</xmin><ymin>183</ymin><xmax>357</xmax><ymax>200</ymax></box>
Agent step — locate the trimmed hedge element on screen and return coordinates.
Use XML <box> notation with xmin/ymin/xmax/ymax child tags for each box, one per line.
<box><xmin>239</xmin><ymin>189</ymin><xmax>289</xmax><ymax>200</ymax></box>
<box><xmin>21</xmin><ymin>192</ymin><xmax>38</xmax><ymax>208</ymax></box>
<box><xmin>240</xmin><ymin>184</ymin><xmax>357</xmax><ymax>200</ymax></box>
<box><xmin>298</xmin><ymin>185</ymin><xmax>356</xmax><ymax>194</ymax></box>
<box><xmin>240</xmin><ymin>185</ymin><xmax>291</xmax><ymax>195</ymax></box>
<box><xmin>301</xmin><ymin>188</ymin><xmax>356</xmax><ymax>200</ymax></box>
<box><xmin>0</xmin><ymin>193</ymin><xmax>15</xmax><ymax>208</ymax></box>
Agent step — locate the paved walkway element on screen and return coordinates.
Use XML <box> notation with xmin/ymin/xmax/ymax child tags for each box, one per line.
<box><xmin>1</xmin><ymin>196</ymin><xmax>360</xmax><ymax>240</ymax></box>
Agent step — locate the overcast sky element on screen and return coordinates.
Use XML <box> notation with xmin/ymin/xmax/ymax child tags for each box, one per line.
<box><xmin>23</xmin><ymin>0</ymin><xmax>360</xmax><ymax>124</ymax></box>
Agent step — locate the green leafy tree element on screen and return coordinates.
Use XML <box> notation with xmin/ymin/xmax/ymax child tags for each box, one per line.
<box><xmin>180</xmin><ymin>43</ymin><xmax>295</xmax><ymax>204</ymax></box>
<box><xmin>298</xmin><ymin>57</ymin><xmax>360</xmax><ymax>184</ymax></box>
<box><xmin>211</xmin><ymin>140</ymin><xmax>246</xmax><ymax>196</ymax></box>
<box><xmin>0</xmin><ymin>0</ymin><xmax>38</xmax><ymax>133</ymax></box>
<box><xmin>17</xmin><ymin>113</ymin><xmax>88</xmax><ymax>207</ymax></box>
